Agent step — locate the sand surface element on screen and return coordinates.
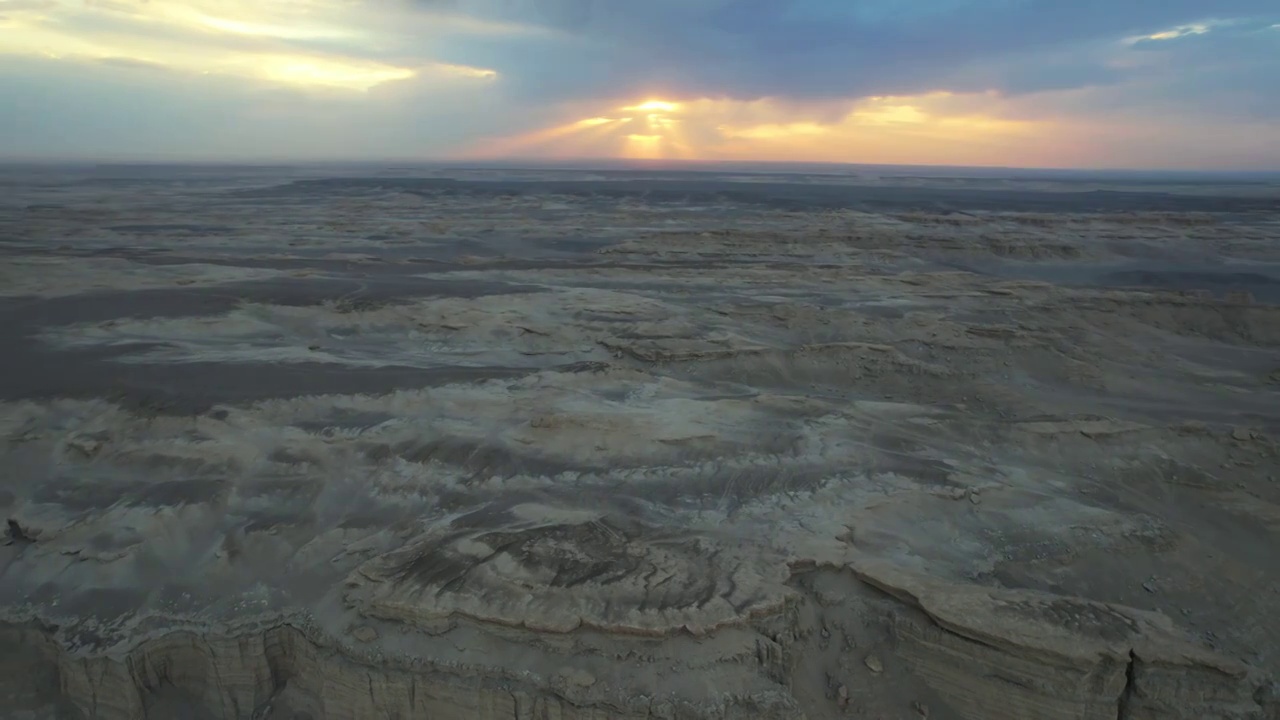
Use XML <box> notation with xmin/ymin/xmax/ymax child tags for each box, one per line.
<box><xmin>1</xmin><ymin>165</ymin><xmax>1279</xmax><ymax>719</ymax></box>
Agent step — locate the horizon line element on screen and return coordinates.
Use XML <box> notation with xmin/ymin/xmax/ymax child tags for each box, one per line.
<box><xmin>2</xmin><ymin>156</ymin><xmax>1279</xmax><ymax>177</ymax></box>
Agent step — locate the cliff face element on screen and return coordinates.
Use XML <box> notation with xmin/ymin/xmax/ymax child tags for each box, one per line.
<box><xmin>3</xmin><ymin>560</ymin><xmax>1274</xmax><ymax>720</ymax></box>
<box><xmin>848</xmin><ymin>563</ymin><xmax>1273</xmax><ymax>720</ymax></box>
<box><xmin>2</xmin><ymin>621</ymin><xmax>801</xmax><ymax>720</ymax></box>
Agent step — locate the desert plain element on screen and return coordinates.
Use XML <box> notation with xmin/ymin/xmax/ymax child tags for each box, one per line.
<box><xmin>1</xmin><ymin>164</ymin><xmax>1279</xmax><ymax>719</ymax></box>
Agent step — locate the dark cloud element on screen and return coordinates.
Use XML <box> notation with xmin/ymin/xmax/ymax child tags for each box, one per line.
<box><xmin>421</xmin><ymin>0</ymin><xmax>1279</xmax><ymax>101</ymax></box>
<box><xmin>963</xmin><ymin>20</ymin><xmax>1280</xmax><ymax>127</ymax></box>
<box><xmin>1120</xmin><ymin>22</ymin><xmax>1280</xmax><ymax>121</ymax></box>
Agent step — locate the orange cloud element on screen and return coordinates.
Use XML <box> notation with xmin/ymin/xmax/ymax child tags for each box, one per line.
<box><xmin>469</xmin><ymin>100</ymin><xmax>697</xmax><ymax>159</ymax></box>
<box><xmin>461</xmin><ymin>93</ymin><xmax>1054</xmax><ymax>166</ymax></box>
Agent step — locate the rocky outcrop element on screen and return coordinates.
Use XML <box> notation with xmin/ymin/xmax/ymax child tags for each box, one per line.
<box><xmin>347</xmin><ymin>517</ymin><xmax>794</xmax><ymax>636</ymax></box>
<box><xmin>5</xmin><ymin>560</ymin><xmax>1275</xmax><ymax>720</ymax></box>
<box><xmin>1</xmin><ymin>621</ymin><xmax>803</xmax><ymax>720</ymax></box>
<box><xmin>851</xmin><ymin>561</ymin><xmax>1273</xmax><ymax>720</ymax></box>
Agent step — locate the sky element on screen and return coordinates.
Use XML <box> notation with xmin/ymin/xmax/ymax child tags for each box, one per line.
<box><xmin>1</xmin><ymin>0</ymin><xmax>1279</xmax><ymax>169</ymax></box>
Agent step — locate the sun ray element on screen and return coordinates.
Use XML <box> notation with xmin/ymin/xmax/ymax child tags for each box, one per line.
<box><xmin>471</xmin><ymin>116</ymin><xmax>628</xmax><ymax>158</ymax></box>
<box><xmin>621</xmin><ymin>133</ymin><xmax>663</xmax><ymax>159</ymax></box>
<box><xmin>659</xmin><ymin>120</ymin><xmax>694</xmax><ymax>159</ymax></box>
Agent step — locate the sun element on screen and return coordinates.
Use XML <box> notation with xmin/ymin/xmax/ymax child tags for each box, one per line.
<box><xmin>468</xmin><ymin>98</ymin><xmax>691</xmax><ymax>159</ymax></box>
<box><xmin>622</xmin><ymin>100</ymin><xmax>681</xmax><ymax>113</ymax></box>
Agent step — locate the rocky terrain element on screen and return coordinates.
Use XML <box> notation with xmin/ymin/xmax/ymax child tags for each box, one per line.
<box><xmin>1</xmin><ymin>165</ymin><xmax>1278</xmax><ymax>719</ymax></box>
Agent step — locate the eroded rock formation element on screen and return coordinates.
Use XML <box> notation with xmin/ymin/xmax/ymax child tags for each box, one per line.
<box><xmin>2</xmin><ymin>168</ymin><xmax>1278</xmax><ymax>719</ymax></box>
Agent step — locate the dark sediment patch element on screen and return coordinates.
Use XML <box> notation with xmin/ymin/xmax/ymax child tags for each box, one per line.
<box><xmin>1099</xmin><ymin>270</ymin><xmax>1280</xmax><ymax>302</ymax></box>
<box><xmin>253</xmin><ymin>177</ymin><xmax>1280</xmax><ymax>214</ymax></box>
<box><xmin>0</xmin><ymin>275</ymin><xmax>547</xmax><ymax>329</ymax></box>
<box><xmin>106</xmin><ymin>224</ymin><xmax>237</xmax><ymax>234</ymax></box>
<box><xmin>938</xmin><ymin>260</ymin><xmax>1280</xmax><ymax>304</ymax></box>
<box><xmin>0</xmin><ymin>350</ymin><xmax>526</xmax><ymax>414</ymax></box>
<box><xmin>0</xmin><ymin>277</ymin><xmax>540</xmax><ymax>413</ymax></box>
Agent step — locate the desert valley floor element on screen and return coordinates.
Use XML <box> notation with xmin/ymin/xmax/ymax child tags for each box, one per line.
<box><xmin>1</xmin><ymin>165</ymin><xmax>1279</xmax><ymax>719</ymax></box>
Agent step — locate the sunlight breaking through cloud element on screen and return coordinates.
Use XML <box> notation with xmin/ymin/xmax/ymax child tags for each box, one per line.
<box><xmin>466</xmin><ymin>93</ymin><xmax>1045</xmax><ymax>164</ymax></box>
<box><xmin>2</xmin><ymin>0</ymin><xmax>1278</xmax><ymax>167</ymax></box>
<box><xmin>0</xmin><ymin>0</ymin><xmax>499</xmax><ymax>90</ymax></box>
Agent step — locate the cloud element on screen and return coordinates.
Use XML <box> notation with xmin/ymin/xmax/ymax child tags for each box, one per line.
<box><xmin>439</xmin><ymin>0</ymin><xmax>1280</xmax><ymax>168</ymax></box>
<box><xmin>460</xmin><ymin>92</ymin><xmax>1057</xmax><ymax>165</ymax></box>
<box><xmin>0</xmin><ymin>54</ymin><xmax>524</xmax><ymax>160</ymax></box>
<box><xmin>1022</xmin><ymin>19</ymin><xmax>1280</xmax><ymax>123</ymax></box>
<box><xmin>92</xmin><ymin>55</ymin><xmax>171</xmax><ymax>71</ymax></box>
<box><xmin>416</xmin><ymin>0</ymin><xmax>1280</xmax><ymax>101</ymax></box>
<box><xmin>0</xmin><ymin>0</ymin><xmax>502</xmax><ymax>90</ymax></box>
<box><xmin>0</xmin><ymin>0</ymin><xmax>1278</xmax><ymax>167</ymax></box>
